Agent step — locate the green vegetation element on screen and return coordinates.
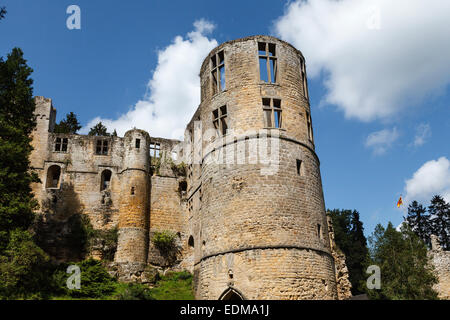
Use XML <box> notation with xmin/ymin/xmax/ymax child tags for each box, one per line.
<box><xmin>366</xmin><ymin>222</ymin><xmax>438</xmax><ymax>300</ymax></box>
<box><xmin>147</xmin><ymin>271</ymin><xmax>194</xmax><ymax>300</ymax></box>
<box><xmin>152</xmin><ymin>230</ymin><xmax>176</xmax><ymax>254</ymax></box>
<box><xmin>327</xmin><ymin>209</ymin><xmax>369</xmax><ymax>294</ymax></box>
<box><xmin>406</xmin><ymin>195</ymin><xmax>449</xmax><ymax>250</ymax></box>
<box><xmin>88</xmin><ymin>122</ymin><xmax>110</xmax><ymax>136</ymax></box>
<box><xmin>54</xmin><ymin>112</ymin><xmax>82</xmax><ymax>134</ymax></box>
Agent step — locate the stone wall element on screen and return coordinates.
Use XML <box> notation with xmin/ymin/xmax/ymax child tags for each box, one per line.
<box><xmin>429</xmin><ymin>235</ymin><xmax>450</xmax><ymax>299</ymax></box>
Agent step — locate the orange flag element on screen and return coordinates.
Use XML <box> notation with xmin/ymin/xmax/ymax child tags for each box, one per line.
<box><xmin>397</xmin><ymin>196</ymin><xmax>403</xmax><ymax>208</ymax></box>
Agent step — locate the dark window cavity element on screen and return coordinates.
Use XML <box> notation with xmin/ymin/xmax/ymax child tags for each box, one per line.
<box><xmin>96</xmin><ymin>140</ymin><xmax>109</xmax><ymax>155</ymax></box>
<box><xmin>135</xmin><ymin>138</ymin><xmax>141</xmax><ymax>149</ymax></box>
<box><xmin>101</xmin><ymin>169</ymin><xmax>112</xmax><ymax>191</ymax></box>
<box><xmin>55</xmin><ymin>138</ymin><xmax>68</xmax><ymax>152</ymax></box>
<box><xmin>46</xmin><ymin>165</ymin><xmax>61</xmax><ymax>189</ymax></box>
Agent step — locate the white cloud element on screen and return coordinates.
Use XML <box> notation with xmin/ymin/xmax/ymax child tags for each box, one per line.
<box><xmin>404</xmin><ymin>157</ymin><xmax>450</xmax><ymax>204</ymax></box>
<box><xmin>412</xmin><ymin>123</ymin><xmax>431</xmax><ymax>147</ymax></box>
<box><xmin>365</xmin><ymin>127</ymin><xmax>399</xmax><ymax>155</ymax></box>
<box><xmin>275</xmin><ymin>0</ymin><xmax>450</xmax><ymax>122</ymax></box>
<box><xmin>81</xmin><ymin>19</ymin><xmax>218</xmax><ymax>139</ymax></box>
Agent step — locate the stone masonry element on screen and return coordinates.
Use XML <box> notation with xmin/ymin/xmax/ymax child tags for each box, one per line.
<box><xmin>29</xmin><ymin>36</ymin><xmax>352</xmax><ymax>300</ymax></box>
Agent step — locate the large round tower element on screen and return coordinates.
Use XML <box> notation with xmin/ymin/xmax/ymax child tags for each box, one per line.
<box><xmin>115</xmin><ymin>129</ymin><xmax>150</xmax><ymax>264</ymax></box>
<box><xmin>190</xmin><ymin>36</ymin><xmax>337</xmax><ymax>300</ymax></box>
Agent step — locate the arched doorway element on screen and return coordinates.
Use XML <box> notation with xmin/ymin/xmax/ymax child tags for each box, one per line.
<box><xmin>219</xmin><ymin>287</ymin><xmax>245</xmax><ymax>300</ymax></box>
<box><xmin>46</xmin><ymin>165</ymin><xmax>61</xmax><ymax>189</ymax></box>
<box><xmin>100</xmin><ymin>169</ymin><xmax>112</xmax><ymax>191</ymax></box>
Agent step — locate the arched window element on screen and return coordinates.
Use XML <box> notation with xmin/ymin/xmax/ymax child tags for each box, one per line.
<box><xmin>46</xmin><ymin>165</ymin><xmax>61</xmax><ymax>189</ymax></box>
<box><xmin>100</xmin><ymin>170</ymin><xmax>112</xmax><ymax>191</ymax></box>
<box><xmin>188</xmin><ymin>236</ymin><xmax>194</xmax><ymax>248</ymax></box>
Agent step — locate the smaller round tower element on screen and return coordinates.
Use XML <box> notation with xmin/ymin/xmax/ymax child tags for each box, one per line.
<box><xmin>114</xmin><ymin>129</ymin><xmax>151</xmax><ymax>264</ymax></box>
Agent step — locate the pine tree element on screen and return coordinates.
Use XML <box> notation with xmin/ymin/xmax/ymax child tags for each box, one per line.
<box><xmin>0</xmin><ymin>48</ymin><xmax>39</xmax><ymax>252</ymax></box>
<box><xmin>349</xmin><ymin>210</ymin><xmax>369</xmax><ymax>294</ymax></box>
<box><xmin>327</xmin><ymin>209</ymin><xmax>369</xmax><ymax>294</ymax></box>
<box><xmin>88</xmin><ymin>122</ymin><xmax>110</xmax><ymax>136</ymax></box>
<box><xmin>406</xmin><ymin>200</ymin><xmax>431</xmax><ymax>247</ymax></box>
<box><xmin>429</xmin><ymin>195</ymin><xmax>450</xmax><ymax>250</ymax></box>
<box><xmin>366</xmin><ymin>222</ymin><xmax>438</xmax><ymax>300</ymax></box>
<box><xmin>54</xmin><ymin>111</ymin><xmax>82</xmax><ymax>134</ymax></box>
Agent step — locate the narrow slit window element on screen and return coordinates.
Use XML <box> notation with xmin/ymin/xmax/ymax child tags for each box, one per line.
<box><xmin>258</xmin><ymin>42</ymin><xmax>277</xmax><ymax>83</ymax></box>
<box><xmin>301</xmin><ymin>58</ymin><xmax>309</xmax><ymax>100</ymax></box>
<box><xmin>296</xmin><ymin>159</ymin><xmax>302</xmax><ymax>175</ymax></box>
<box><xmin>131</xmin><ymin>186</ymin><xmax>135</xmax><ymax>195</ymax></box>
<box><xmin>211</xmin><ymin>50</ymin><xmax>225</xmax><ymax>94</ymax></box>
<box><xmin>317</xmin><ymin>224</ymin><xmax>322</xmax><ymax>239</ymax></box>
<box><xmin>212</xmin><ymin>105</ymin><xmax>228</xmax><ymax>136</ymax></box>
<box><xmin>135</xmin><ymin>139</ymin><xmax>141</xmax><ymax>149</ymax></box>
<box><xmin>262</xmin><ymin>98</ymin><xmax>282</xmax><ymax>128</ymax></box>
<box><xmin>306</xmin><ymin>111</ymin><xmax>314</xmax><ymax>142</ymax></box>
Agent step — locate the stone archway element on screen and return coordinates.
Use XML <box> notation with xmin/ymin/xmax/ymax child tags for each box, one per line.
<box><xmin>219</xmin><ymin>287</ymin><xmax>245</xmax><ymax>300</ymax></box>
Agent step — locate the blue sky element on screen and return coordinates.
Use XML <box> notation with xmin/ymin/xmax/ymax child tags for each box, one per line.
<box><xmin>1</xmin><ymin>0</ymin><xmax>449</xmax><ymax>237</ymax></box>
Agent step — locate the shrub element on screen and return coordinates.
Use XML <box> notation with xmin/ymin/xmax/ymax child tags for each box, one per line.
<box><xmin>152</xmin><ymin>230</ymin><xmax>176</xmax><ymax>253</ymax></box>
<box><xmin>0</xmin><ymin>230</ymin><xmax>51</xmax><ymax>299</ymax></box>
<box><xmin>116</xmin><ymin>283</ymin><xmax>155</xmax><ymax>300</ymax></box>
<box><xmin>54</xmin><ymin>258</ymin><xmax>117</xmax><ymax>299</ymax></box>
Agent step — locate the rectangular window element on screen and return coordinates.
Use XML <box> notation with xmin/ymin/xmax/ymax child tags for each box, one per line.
<box><xmin>96</xmin><ymin>140</ymin><xmax>108</xmax><ymax>155</ymax></box>
<box><xmin>54</xmin><ymin>138</ymin><xmax>68</xmax><ymax>152</ymax></box>
<box><xmin>262</xmin><ymin>98</ymin><xmax>282</xmax><ymax>128</ymax></box>
<box><xmin>135</xmin><ymin>139</ymin><xmax>141</xmax><ymax>149</ymax></box>
<box><xmin>150</xmin><ymin>142</ymin><xmax>160</xmax><ymax>157</ymax></box>
<box><xmin>211</xmin><ymin>50</ymin><xmax>225</xmax><ymax>94</ymax></box>
<box><xmin>258</xmin><ymin>42</ymin><xmax>277</xmax><ymax>83</ymax></box>
<box><xmin>213</xmin><ymin>105</ymin><xmax>228</xmax><ymax>136</ymax></box>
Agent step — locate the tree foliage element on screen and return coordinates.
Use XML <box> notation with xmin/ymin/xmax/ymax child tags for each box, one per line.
<box><xmin>366</xmin><ymin>222</ymin><xmax>438</xmax><ymax>300</ymax></box>
<box><xmin>88</xmin><ymin>122</ymin><xmax>110</xmax><ymax>136</ymax></box>
<box><xmin>327</xmin><ymin>209</ymin><xmax>369</xmax><ymax>294</ymax></box>
<box><xmin>0</xmin><ymin>6</ymin><xmax>6</xmax><ymax>20</ymax></box>
<box><xmin>405</xmin><ymin>195</ymin><xmax>449</xmax><ymax>250</ymax></box>
<box><xmin>54</xmin><ymin>112</ymin><xmax>82</xmax><ymax>134</ymax></box>
<box><xmin>0</xmin><ymin>48</ymin><xmax>39</xmax><ymax>251</ymax></box>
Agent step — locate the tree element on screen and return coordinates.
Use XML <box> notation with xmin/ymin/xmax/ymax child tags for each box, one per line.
<box><xmin>0</xmin><ymin>48</ymin><xmax>39</xmax><ymax>252</ymax></box>
<box><xmin>428</xmin><ymin>195</ymin><xmax>450</xmax><ymax>250</ymax></box>
<box><xmin>0</xmin><ymin>7</ymin><xmax>6</xmax><ymax>21</ymax></box>
<box><xmin>88</xmin><ymin>122</ymin><xmax>110</xmax><ymax>136</ymax></box>
<box><xmin>327</xmin><ymin>209</ymin><xmax>369</xmax><ymax>294</ymax></box>
<box><xmin>366</xmin><ymin>222</ymin><xmax>438</xmax><ymax>300</ymax></box>
<box><xmin>405</xmin><ymin>200</ymin><xmax>431</xmax><ymax>247</ymax></box>
<box><xmin>54</xmin><ymin>112</ymin><xmax>82</xmax><ymax>134</ymax></box>
<box><xmin>349</xmin><ymin>210</ymin><xmax>369</xmax><ymax>293</ymax></box>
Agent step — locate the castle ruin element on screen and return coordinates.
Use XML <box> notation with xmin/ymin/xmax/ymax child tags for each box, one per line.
<box><xmin>30</xmin><ymin>36</ymin><xmax>351</xmax><ymax>300</ymax></box>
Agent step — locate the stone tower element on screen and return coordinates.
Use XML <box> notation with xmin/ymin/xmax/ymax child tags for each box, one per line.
<box><xmin>187</xmin><ymin>36</ymin><xmax>338</xmax><ymax>299</ymax></box>
<box><xmin>115</xmin><ymin>129</ymin><xmax>151</xmax><ymax>265</ymax></box>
